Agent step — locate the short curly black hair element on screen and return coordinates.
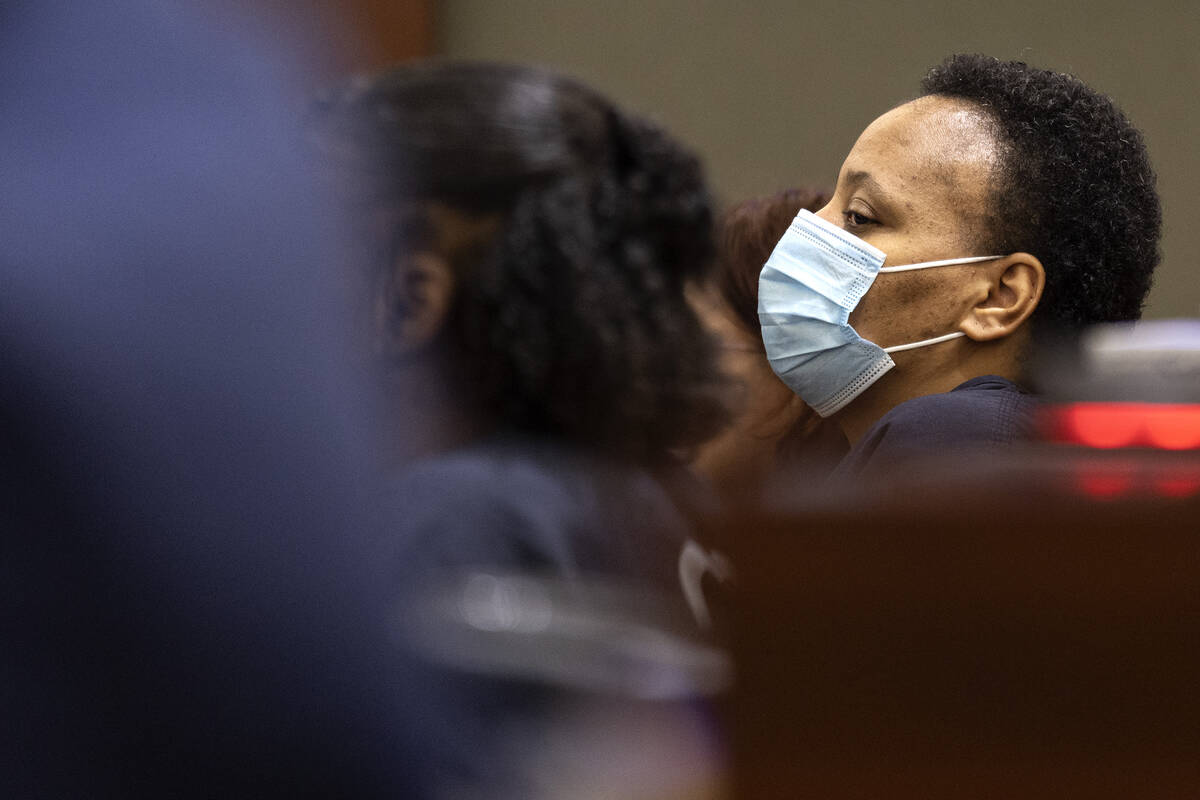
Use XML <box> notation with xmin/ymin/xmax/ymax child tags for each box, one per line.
<box><xmin>311</xmin><ymin>62</ymin><xmax>727</xmax><ymax>463</ymax></box>
<box><xmin>920</xmin><ymin>54</ymin><xmax>1161</xmax><ymax>329</ymax></box>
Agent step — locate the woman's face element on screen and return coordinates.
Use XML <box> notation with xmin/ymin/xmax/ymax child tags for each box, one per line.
<box><xmin>687</xmin><ymin>282</ymin><xmax>808</xmax><ymax>497</ymax></box>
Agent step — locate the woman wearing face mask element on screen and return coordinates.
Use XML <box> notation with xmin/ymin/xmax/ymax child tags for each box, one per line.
<box><xmin>690</xmin><ymin>189</ymin><xmax>848</xmax><ymax>506</ymax></box>
<box><xmin>758</xmin><ymin>55</ymin><xmax>1159</xmax><ymax>483</ymax></box>
<box><xmin>311</xmin><ymin>62</ymin><xmax>731</xmax><ymax>799</ymax></box>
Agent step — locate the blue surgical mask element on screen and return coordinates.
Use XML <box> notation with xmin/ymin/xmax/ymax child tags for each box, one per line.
<box><xmin>759</xmin><ymin>209</ymin><xmax>1001</xmax><ymax>417</ymax></box>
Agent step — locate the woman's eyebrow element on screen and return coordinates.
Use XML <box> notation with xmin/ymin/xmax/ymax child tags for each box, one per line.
<box><xmin>844</xmin><ymin>169</ymin><xmax>885</xmax><ymax>195</ymax></box>
<box><xmin>842</xmin><ymin>169</ymin><xmax>899</xmax><ymax>214</ymax></box>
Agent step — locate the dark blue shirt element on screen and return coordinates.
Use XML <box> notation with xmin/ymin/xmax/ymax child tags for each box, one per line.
<box><xmin>830</xmin><ymin>375</ymin><xmax>1036</xmax><ymax>483</ymax></box>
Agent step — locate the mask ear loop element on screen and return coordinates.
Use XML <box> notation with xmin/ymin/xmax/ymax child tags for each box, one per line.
<box><xmin>876</xmin><ymin>255</ymin><xmax>1002</xmax><ymax>352</ymax></box>
<box><xmin>879</xmin><ymin>255</ymin><xmax>1002</xmax><ymax>273</ymax></box>
<box><xmin>882</xmin><ymin>331</ymin><xmax>966</xmax><ymax>353</ymax></box>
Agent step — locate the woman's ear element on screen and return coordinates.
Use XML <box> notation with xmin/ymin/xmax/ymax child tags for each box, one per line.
<box><xmin>374</xmin><ymin>251</ymin><xmax>455</xmax><ymax>358</ymax></box>
<box><xmin>961</xmin><ymin>252</ymin><xmax>1045</xmax><ymax>341</ymax></box>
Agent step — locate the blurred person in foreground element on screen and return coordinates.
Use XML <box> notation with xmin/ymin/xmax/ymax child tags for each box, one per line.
<box><xmin>690</xmin><ymin>188</ymin><xmax>849</xmax><ymax>505</ymax></box>
<box><xmin>311</xmin><ymin>62</ymin><xmax>731</xmax><ymax>798</ymax></box>
<box><xmin>759</xmin><ymin>54</ymin><xmax>1161</xmax><ymax>482</ymax></box>
<box><xmin>2</xmin><ymin>0</ymin><xmax>408</xmax><ymax>796</ymax></box>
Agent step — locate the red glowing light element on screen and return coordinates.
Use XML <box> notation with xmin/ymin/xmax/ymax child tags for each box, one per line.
<box><xmin>1066</xmin><ymin>405</ymin><xmax>1143</xmax><ymax>449</ymax></box>
<box><xmin>1047</xmin><ymin>403</ymin><xmax>1200</xmax><ymax>450</ymax></box>
<box><xmin>1144</xmin><ymin>405</ymin><xmax>1200</xmax><ymax>450</ymax></box>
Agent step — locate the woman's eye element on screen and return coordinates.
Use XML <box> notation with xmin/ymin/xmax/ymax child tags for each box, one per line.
<box><xmin>843</xmin><ymin>210</ymin><xmax>877</xmax><ymax>229</ymax></box>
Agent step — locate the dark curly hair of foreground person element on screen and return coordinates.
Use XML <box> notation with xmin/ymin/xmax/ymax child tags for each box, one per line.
<box><xmin>311</xmin><ymin>62</ymin><xmax>727</xmax><ymax>463</ymax></box>
<box><xmin>920</xmin><ymin>53</ymin><xmax>1161</xmax><ymax>330</ymax></box>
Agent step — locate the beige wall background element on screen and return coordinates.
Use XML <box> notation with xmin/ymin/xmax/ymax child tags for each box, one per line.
<box><xmin>439</xmin><ymin>0</ymin><xmax>1198</xmax><ymax>319</ymax></box>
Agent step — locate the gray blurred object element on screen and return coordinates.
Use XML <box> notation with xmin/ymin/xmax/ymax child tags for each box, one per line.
<box><xmin>402</xmin><ymin>570</ymin><xmax>731</xmax><ymax>699</ymax></box>
<box><xmin>398</xmin><ymin>570</ymin><xmax>731</xmax><ymax>800</ymax></box>
<box><xmin>1034</xmin><ymin>319</ymin><xmax>1200</xmax><ymax>403</ymax></box>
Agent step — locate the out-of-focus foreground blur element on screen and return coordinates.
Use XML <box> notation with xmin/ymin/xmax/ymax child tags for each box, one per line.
<box><xmin>6</xmin><ymin>2</ymin><xmax>1200</xmax><ymax>798</ymax></box>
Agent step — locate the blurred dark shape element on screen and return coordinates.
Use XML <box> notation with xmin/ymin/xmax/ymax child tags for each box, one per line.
<box><xmin>721</xmin><ymin>448</ymin><xmax>1200</xmax><ymax>799</ymax></box>
<box><xmin>1</xmin><ymin>1</ymin><xmax>407</xmax><ymax>796</ymax></box>
<box><xmin>311</xmin><ymin>61</ymin><xmax>729</xmax><ymax>465</ymax></box>
<box><xmin>690</xmin><ymin>188</ymin><xmax>848</xmax><ymax>506</ymax></box>
<box><xmin>312</xmin><ymin>62</ymin><xmax>732</xmax><ymax>797</ymax></box>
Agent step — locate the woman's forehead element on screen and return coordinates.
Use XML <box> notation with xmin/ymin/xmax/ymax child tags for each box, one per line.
<box><xmin>840</xmin><ymin>97</ymin><xmax>1001</xmax><ymax>213</ymax></box>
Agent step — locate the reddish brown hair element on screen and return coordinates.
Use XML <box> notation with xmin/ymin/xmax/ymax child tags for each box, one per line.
<box><xmin>715</xmin><ymin>188</ymin><xmax>847</xmax><ymax>468</ymax></box>
<box><xmin>715</xmin><ymin>187</ymin><xmax>831</xmax><ymax>339</ymax></box>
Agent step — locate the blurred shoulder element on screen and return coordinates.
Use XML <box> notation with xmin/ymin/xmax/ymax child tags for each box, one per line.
<box><xmin>379</xmin><ymin>437</ymin><xmax>691</xmax><ymax>580</ymax></box>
